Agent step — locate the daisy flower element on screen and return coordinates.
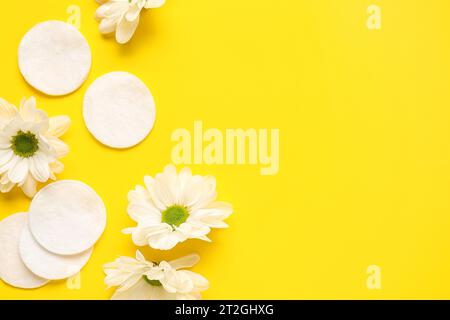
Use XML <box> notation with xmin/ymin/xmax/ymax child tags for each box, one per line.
<box><xmin>95</xmin><ymin>0</ymin><xmax>165</xmax><ymax>44</ymax></box>
<box><xmin>123</xmin><ymin>165</ymin><xmax>233</xmax><ymax>250</ymax></box>
<box><xmin>104</xmin><ymin>250</ymin><xmax>209</xmax><ymax>300</ymax></box>
<box><xmin>0</xmin><ymin>97</ymin><xmax>70</xmax><ymax>197</ymax></box>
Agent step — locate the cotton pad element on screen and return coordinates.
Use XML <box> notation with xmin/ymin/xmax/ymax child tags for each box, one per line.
<box><xmin>20</xmin><ymin>224</ymin><xmax>93</xmax><ymax>280</ymax></box>
<box><xmin>83</xmin><ymin>71</ymin><xmax>156</xmax><ymax>148</ymax></box>
<box><xmin>18</xmin><ymin>20</ymin><xmax>92</xmax><ymax>96</ymax></box>
<box><xmin>0</xmin><ymin>213</ymin><xmax>48</xmax><ymax>289</ymax></box>
<box><xmin>29</xmin><ymin>180</ymin><xmax>107</xmax><ymax>255</ymax></box>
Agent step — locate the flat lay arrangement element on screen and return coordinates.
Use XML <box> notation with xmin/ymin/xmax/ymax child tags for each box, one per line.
<box><xmin>3</xmin><ymin>0</ymin><xmax>450</xmax><ymax>305</ymax></box>
<box><xmin>0</xmin><ymin>0</ymin><xmax>232</xmax><ymax>300</ymax></box>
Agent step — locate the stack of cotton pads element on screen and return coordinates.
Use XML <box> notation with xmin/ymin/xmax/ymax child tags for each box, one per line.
<box><xmin>0</xmin><ymin>181</ymin><xmax>106</xmax><ymax>289</ymax></box>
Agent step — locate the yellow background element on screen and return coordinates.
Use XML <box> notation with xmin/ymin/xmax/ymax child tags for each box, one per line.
<box><xmin>1</xmin><ymin>0</ymin><xmax>450</xmax><ymax>299</ymax></box>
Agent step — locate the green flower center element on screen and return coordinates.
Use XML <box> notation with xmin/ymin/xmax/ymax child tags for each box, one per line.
<box><xmin>11</xmin><ymin>131</ymin><xmax>39</xmax><ymax>158</ymax></box>
<box><xmin>143</xmin><ymin>275</ymin><xmax>162</xmax><ymax>287</ymax></box>
<box><xmin>161</xmin><ymin>205</ymin><xmax>189</xmax><ymax>228</ymax></box>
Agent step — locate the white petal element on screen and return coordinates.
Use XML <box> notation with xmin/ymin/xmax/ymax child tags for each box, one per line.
<box><xmin>96</xmin><ymin>1</ymin><xmax>129</xmax><ymax>19</ymax></box>
<box><xmin>125</xmin><ymin>4</ymin><xmax>142</xmax><ymax>21</ymax></box>
<box><xmin>8</xmin><ymin>157</ymin><xmax>29</xmax><ymax>184</ymax></box>
<box><xmin>21</xmin><ymin>174</ymin><xmax>37</xmax><ymax>197</ymax></box>
<box><xmin>30</xmin><ymin>153</ymin><xmax>50</xmax><ymax>182</ymax></box>
<box><xmin>144</xmin><ymin>176</ymin><xmax>166</xmax><ymax>211</ymax></box>
<box><xmin>179</xmin><ymin>270</ymin><xmax>209</xmax><ymax>292</ymax></box>
<box><xmin>0</xmin><ymin>154</ymin><xmax>18</xmax><ymax>175</ymax></box>
<box><xmin>49</xmin><ymin>160</ymin><xmax>64</xmax><ymax>174</ymax></box>
<box><xmin>99</xmin><ymin>18</ymin><xmax>118</xmax><ymax>34</ymax></box>
<box><xmin>179</xmin><ymin>222</ymin><xmax>210</xmax><ymax>239</ymax></box>
<box><xmin>0</xmin><ymin>133</ymin><xmax>11</xmax><ymax>149</ymax></box>
<box><xmin>19</xmin><ymin>96</ymin><xmax>39</xmax><ymax>122</ymax></box>
<box><xmin>168</xmin><ymin>253</ymin><xmax>200</xmax><ymax>270</ymax></box>
<box><xmin>180</xmin><ymin>175</ymin><xmax>207</xmax><ymax>208</ymax></box>
<box><xmin>188</xmin><ymin>176</ymin><xmax>218</xmax><ymax>211</ymax></box>
<box><xmin>160</xmin><ymin>266</ymin><xmax>195</xmax><ymax>294</ymax></box>
<box><xmin>123</xmin><ymin>224</ymin><xmax>170</xmax><ymax>247</ymax></box>
<box><xmin>3</xmin><ymin>117</ymin><xmax>24</xmax><ymax>137</ymax></box>
<box><xmin>48</xmin><ymin>116</ymin><xmax>71</xmax><ymax>137</ymax></box>
<box><xmin>95</xmin><ymin>4</ymin><xmax>111</xmax><ymax>20</ymax></box>
<box><xmin>153</xmin><ymin>165</ymin><xmax>178</xmax><ymax>207</ymax></box>
<box><xmin>111</xmin><ymin>280</ymin><xmax>152</xmax><ymax>300</ymax></box>
<box><xmin>0</xmin><ymin>173</ymin><xmax>10</xmax><ymax>184</ymax></box>
<box><xmin>127</xmin><ymin>202</ymin><xmax>161</xmax><ymax>224</ymax></box>
<box><xmin>116</xmin><ymin>15</ymin><xmax>140</xmax><ymax>44</ymax></box>
<box><xmin>0</xmin><ymin>149</ymin><xmax>13</xmax><ymax>166</ymax></box>
<box><xmin>0</xmin><ymin>179</ymin><xmax>15</xmax><ymax>193</ymax></box>
<box><xmin>47</xmin><ymin>137</ymin><xmax>69</xmax><ymax>158</ymax></box>
<box><xmin>148</xmin><ymin>228</ymin><xmax>186</xmax><ymax>250</ymax></box>
<box><xmin>189</xmin><ymin>202</ymin><xmax>233</xmax><ymax>228</ymax></box>
<box><xmin>135</xmin><ymin>250</ymin><xmax>146</xmax><ymax>262</ymax></box>
<box><xmin>128</xmin><ymin>185</ymin><xmax>150</xmax><ymax>202</ymax></box>
<box><xmin>144</xmin><ymin>267</ymin><xmax>165</xmax><ymax>281</ymax></box>
<box><xmin>149</xmin><ymin>286</ymin><xmax>173</xmax><ymax>300</ymax></box>
<box><xmin>145</xmin><ymin>0</ymin><xmax>165</xmax><ymax>9</ymax></box>
<box><xmin>0</xmin><ymin>98</ymin><xmax>18</xmax><ymax>120</ymax></box>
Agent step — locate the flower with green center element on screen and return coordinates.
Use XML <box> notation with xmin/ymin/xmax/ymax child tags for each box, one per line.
<box><xmin>11</xmin><ymin>131</ymin><xmax>39</xmax><ymax>158</ymax></box>
<box><xmin>123</xmin><ymin>165</ymin><xmax>233</xmax><ymax>250</ymax></box>
<box><xmin>104</xmin><ymin>250</ymin><xmax>209</xmax><ymax>300</ymax></box>
<box><xmin>0</xmin><ymin>96</ymin><xmax>71</xmax><ymax>197</ymax></box>
<box><xmin>162</xmin><ymin>205</ymin><xmax>189</xmax><ymax>228</ymax></box>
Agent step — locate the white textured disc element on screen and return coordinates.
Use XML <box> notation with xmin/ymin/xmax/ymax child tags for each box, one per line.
<box><xmin>0</xmin><ymin>213</ymin><xmax>48</xmax><ymax>289</ymax></box>
<box><xmin>83</xmin><ymin>71</ymin><xmax>156</xmax><ymax>148</ymax></box>
<box><xmin>20</xmin><ymin>223</ymin><xmax>93</xmax><ymax>280</ymax></box>
<box><xmin>18</xmin><ymin>20</ymin><xmax>92</xmax><ymax>96</ymax></box>
<box><xmin>29</xmin><ymin>180</ymin><xmax>107</xmax><ymax>255</ymax></box>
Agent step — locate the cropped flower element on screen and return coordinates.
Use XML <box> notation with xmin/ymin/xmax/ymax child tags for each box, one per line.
<box><xmin>0</xmin><ymin>97</ymin><xmax>70</xmax><ymax>197</ymax></box>
<box><xmin>95</xmin><ymin>0</ymin><xmax>165</xmax><ymax>44</ymax></box>
<box><xmin>104</xmin><ymin>250</ymin><xmax>208</xmax><ymax>300</ymax></box>
<box><xmin>123</xmin><ymin>165</ymin><xmax>233</xmax><ymax>250</ymax></box>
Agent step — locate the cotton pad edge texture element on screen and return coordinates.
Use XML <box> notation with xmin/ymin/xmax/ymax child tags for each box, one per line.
<box><xmin>19</xmin><ymin>223</ymin><xmax>94</xmax><ymax>280</ymax></box>
<box><xmin>0</xmin><ymin>213</ymin><xmax>49</xmax><ymax>289</ymax></box>
<box><xmin>18</xmin><ymin>20</ymin><xmax>92</xmax><ymax>96</ymax></box>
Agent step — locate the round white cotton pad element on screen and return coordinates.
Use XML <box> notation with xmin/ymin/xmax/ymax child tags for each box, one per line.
<box><xmin>29</xmin><ymin>180</ymin><xmax>107</xmax><ymax>255</ymax></box>
<box><xmin>20</xmin><ymin>224</ymin><xmax>93</xmax><ymax>280</ymax></box>
<box><xmin>0</xmin><ymin>213</ymin><xmax>49</xmax><ymax>289</ymax></box>
<box><xmin>18</xmin><ymin>20</ymin><xmax>92</xmax><ymax>96</ymax></box>
<box><xmin>83</xmin><ymin>71</ymin><xmax>156</xmax><ymax>148</ymax></box>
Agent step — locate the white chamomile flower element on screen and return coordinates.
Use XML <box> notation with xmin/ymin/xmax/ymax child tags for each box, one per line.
<box><xmin>123</xmin><ymin>165</ymin><xmax>233</xmax><ymax>250</ymax></box>
<box><xmin>0</xmin><ymin>97</ymin><xmax>70</xmax><ymax>197</ymax></box>
<box><xmin>104</xmin><ymin>250</ymin><xmax>209</xmax><ymax>300</ymax></box>
<box><xmin>95</xmin><ymin>0</ymin><xmax>165</xmax><ymax>44</ymax></box>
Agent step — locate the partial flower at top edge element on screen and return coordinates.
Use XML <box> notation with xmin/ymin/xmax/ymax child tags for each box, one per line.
<box><xmin>95</xmin><ymin>0</ymin><xmax>166</xmax><ymax>44</ymax></box>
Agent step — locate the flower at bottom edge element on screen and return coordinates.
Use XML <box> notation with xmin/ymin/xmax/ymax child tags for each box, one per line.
<box><xmin>104</xmin><ymin>250</ymin><xmax>209</xmax><ymax>300</ymax></box>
